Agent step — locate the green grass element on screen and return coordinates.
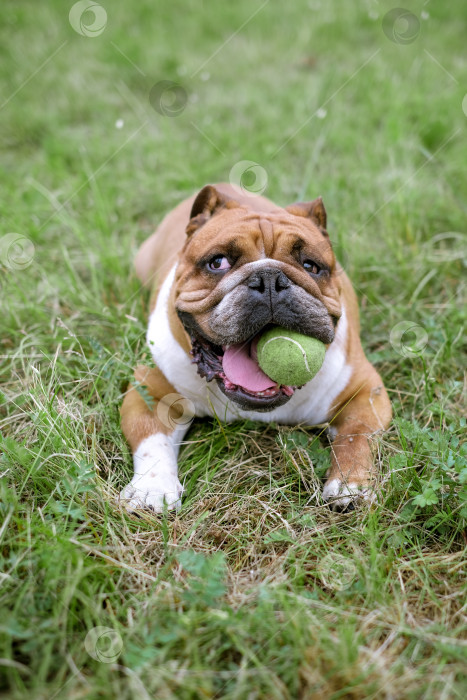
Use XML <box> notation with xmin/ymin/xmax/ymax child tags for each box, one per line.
<box><xmin>1</xmin><ymin>0</ymin><xmax>466</xmax><ymax>697</ymax></box>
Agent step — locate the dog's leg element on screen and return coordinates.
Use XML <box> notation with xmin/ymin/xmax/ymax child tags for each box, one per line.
<box><xmin>119</xmin><ymin>366</ymin><xmax>192</xmax><ymax>512</ymax></box>
<box><xmin>322</xmin><ymin>369</ymin><xmax>392</xmax><ymax>510</ymax></box>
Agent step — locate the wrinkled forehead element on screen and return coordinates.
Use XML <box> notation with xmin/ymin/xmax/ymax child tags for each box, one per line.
<box><xmin>185</xmin><ymin>209</ymin><xmax>334</xmax><ymax>264</ymax></box>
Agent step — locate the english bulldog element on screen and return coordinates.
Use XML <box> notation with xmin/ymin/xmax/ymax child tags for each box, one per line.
<box><xmin>120</xmin><ymin>184</ymin><xmax>391</xmax><ymax>512</ymax></box>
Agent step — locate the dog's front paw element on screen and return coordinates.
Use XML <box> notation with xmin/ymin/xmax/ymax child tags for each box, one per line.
<box><xmin>120</xmin><ymin>472</ymin><xmax>183</xmax><ymax>513</ymax></box>
<box><xmin>322</xmin><ymin>478</ymin><xmax>375</xmax><ymax>511</ymax></box>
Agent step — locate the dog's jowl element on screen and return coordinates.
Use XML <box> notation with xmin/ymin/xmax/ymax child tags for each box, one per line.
<box><xmin>120</xmin><ymin>184</ymin><xmax>392</xmax><ymax>512</ymax></box>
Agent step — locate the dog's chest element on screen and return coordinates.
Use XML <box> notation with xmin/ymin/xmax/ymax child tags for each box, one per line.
<box><xmin>147</xmin><ymin>266</ymin><xmax>352</xmax><ymax>426</ymax></box>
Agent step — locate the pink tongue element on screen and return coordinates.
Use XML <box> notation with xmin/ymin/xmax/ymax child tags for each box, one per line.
<box><xmin>222</xmin><ymin>338</ymin><xmax>277</xmax><ymax>392</ymax></box>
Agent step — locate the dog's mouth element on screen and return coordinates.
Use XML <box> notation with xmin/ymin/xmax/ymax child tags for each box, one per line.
<box><xmin>190</xmin><ymin>331</ymin><xmax>297</xmax><ymax>411</ymax></box>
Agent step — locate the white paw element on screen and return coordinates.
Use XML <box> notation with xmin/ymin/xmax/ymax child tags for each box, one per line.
<box><xmin>322</xmin><ymin>478</ymin><xmax>374</xmax><ymax>510</ymax></box>
<box><xmin>120</xmin><ymin>472</ymin><xmax>183</xmax><ymax>513</ymax></box>
<box><xmin>120</xmin><ymin>434</ymin><xmax>184</xmax><ymax>513</ymax></box>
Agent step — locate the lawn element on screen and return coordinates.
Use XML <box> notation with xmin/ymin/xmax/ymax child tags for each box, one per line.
<box><xmin>1</xmin><ymin>0</ymin><xmax>466</xmax><ymax>698</ymax></box>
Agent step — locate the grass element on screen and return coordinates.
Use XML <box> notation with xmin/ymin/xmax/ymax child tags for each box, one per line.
<box><xmin>1</xmin><ymin>0</ymin><xmax>466</xmax><ymax>697</ymax></box>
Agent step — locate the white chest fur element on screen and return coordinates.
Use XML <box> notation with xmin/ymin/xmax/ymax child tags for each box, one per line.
<box><xmin>147</xmin><ymin>265</ymin><xmax>352</xmax><ymax>426</ymax></box>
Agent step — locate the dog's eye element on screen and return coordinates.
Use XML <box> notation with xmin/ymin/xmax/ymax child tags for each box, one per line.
<box><xmin>207</xmin><ymin>255</ymin><xmax>231</xmax><ymax>272</ymax></box>
<box><xmin>303</xmin><ymin>259</ymin><xmax>321</xmax><ymax>275</ymax></box>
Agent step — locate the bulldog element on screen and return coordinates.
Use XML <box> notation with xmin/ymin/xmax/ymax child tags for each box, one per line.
<box><xmin>120</xmin><ymin>184</ymin><xmax>391</xmax><ymax>512</ymax></box>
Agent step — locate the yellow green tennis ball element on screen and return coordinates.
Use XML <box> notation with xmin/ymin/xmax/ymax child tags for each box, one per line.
<box><xmin>257</xmin><ymin>328</ymin><xmax>326</xmax><ymax>386</ymax></box>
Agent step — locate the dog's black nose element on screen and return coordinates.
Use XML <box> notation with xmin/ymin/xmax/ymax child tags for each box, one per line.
<box><xmin>247</xmin><ymin>268</ymin><xmax>290</xmax><ymax>298</ymax></box>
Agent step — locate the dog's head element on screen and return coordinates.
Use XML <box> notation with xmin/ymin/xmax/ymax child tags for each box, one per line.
<box><xmin>175</xmin><ymin>185</ymin><xmax>342</xmax><ymax>411</ymax></box>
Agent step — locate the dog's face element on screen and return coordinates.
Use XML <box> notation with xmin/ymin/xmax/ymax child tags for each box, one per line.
<box><xmin>175</xmin><ymin>186</ymin><xmax>343</xmax><ymax>411</ymax></box>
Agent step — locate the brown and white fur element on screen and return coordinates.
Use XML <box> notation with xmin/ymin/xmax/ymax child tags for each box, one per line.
<box><xmin>120</xmin><ymin>184</ymin><xmax>391</xmax><ymax>512</ymax></box>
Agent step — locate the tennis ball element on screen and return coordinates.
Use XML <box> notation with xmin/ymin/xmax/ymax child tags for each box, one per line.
<box><xmin>257</xmin><ymin>327</ymin><xmax>326</xmax><ymax>386</ymax></box>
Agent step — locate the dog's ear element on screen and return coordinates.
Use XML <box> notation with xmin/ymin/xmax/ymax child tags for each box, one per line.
<box><xmin>186</xmin><ymin>185</ymin><xmax>240</xmax><ymax>236</ymax></box>
<box><xmin>286</xmin><ymin>196</ymin><xmax>327</xmax><ymax>232</ymax></box>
